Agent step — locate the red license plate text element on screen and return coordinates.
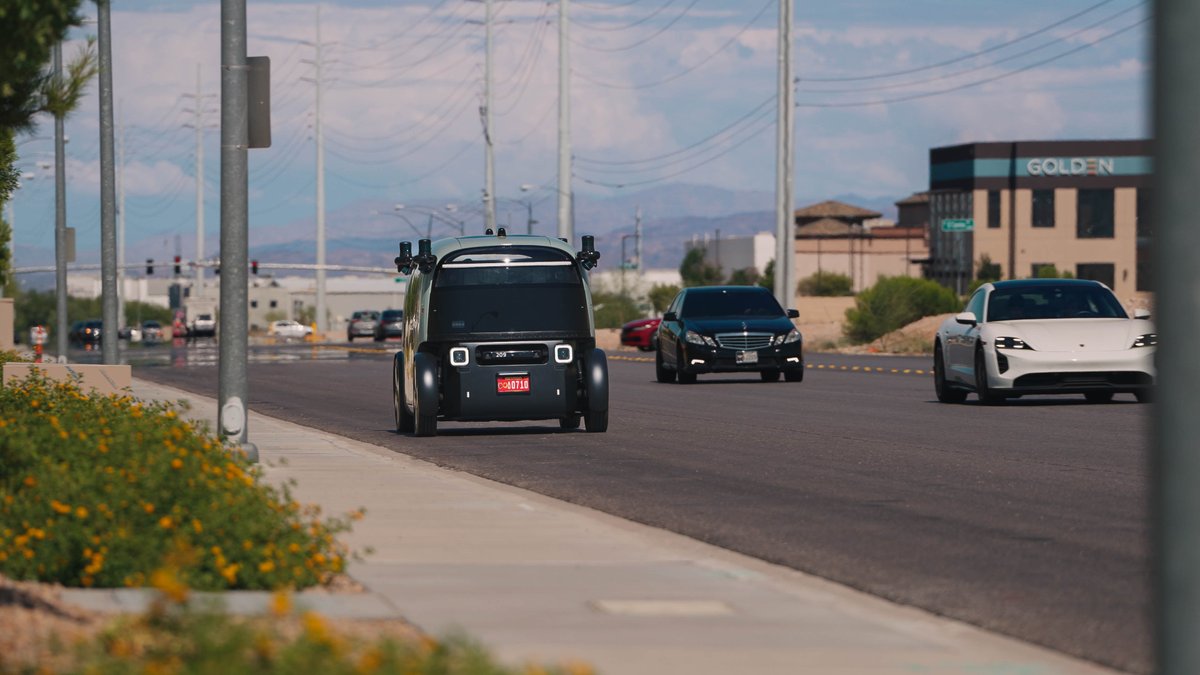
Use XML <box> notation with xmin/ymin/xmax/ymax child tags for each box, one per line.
<box><xmin>496</xmin><ymin>375</ymin><xmax>530</xmax><ymax>394</ymax></box>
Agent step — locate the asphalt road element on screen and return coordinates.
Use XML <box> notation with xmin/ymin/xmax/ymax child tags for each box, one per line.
<box><xmin>137</xmin><ymin>347</ymin><xmax>1151</xmax><ymax>673</ymax></box>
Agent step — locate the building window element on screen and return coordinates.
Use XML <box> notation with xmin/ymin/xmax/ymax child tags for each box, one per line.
<box><xmin>250</xmin><ymin>300</ymin><xmax>258</xmax><ymax>309</ymax></box>
<box><xmin>1031</xmin><ymin>189</ymin><xmax>1055</xmax><ymax>228</ymax></box>
<box><xmin>1136</xmin><ymin>188</ymin><xmax>1152</xmax><ymax>238</ymax></box>
<box><xmin>269</xmin><ymin>300</ymin><xmax>278</xmax><ymax>309</ymax></box>
<box><xmin>1076</xmin><ymin>263</ymin><xmax>1115</xmax><ymax>288</ymax></box>
<box><xmin>1077</xmin><ymin>189</ymin><xmax>1114</xmax><ymax>238</ymax></box>
<box><xmin>987</xmin><ymin>191</ymin><xmax>1001</xmax><ymax>228</ymax></box>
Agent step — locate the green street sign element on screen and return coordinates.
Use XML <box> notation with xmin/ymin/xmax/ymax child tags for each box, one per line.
<box><xmin>941</xmin><ymin>218</ymin><xmax>975</xmax><ymax>232</ymax></box>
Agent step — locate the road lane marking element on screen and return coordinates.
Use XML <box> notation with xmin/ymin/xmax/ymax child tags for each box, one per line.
<box><xmin>607</xmin><ymin>353</ymin><xmax>933</xmax><ymax>376</ymax></box>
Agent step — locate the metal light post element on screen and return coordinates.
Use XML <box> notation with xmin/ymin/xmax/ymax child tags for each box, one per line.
<box><xmin>519</xmin><ymin>183</ymin><xmax>538</xmax><ymax>234</ymax></box>
<box><xmin>97</xmin><ymin>0</ymin><xmax>119</xmax><ymax>365</ymax></box>
<box><xmin>395</xmin><ymin>204</ymin><xmax>465</xmax><ymax>236</ymax></box>
<box><xmin>376</xmin><ymin>209</ymin><xmax>429</xmax><ymax>240</ymax></box>
<box><xmin>52</xmin><ymin>43</ymin><xmax>69</xmax><ymax>363</ymax></box>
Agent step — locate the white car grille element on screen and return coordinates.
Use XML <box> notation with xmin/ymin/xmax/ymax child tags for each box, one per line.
<box><xmin>715</xmin><ymin>332</ymin><xmax>773</xmax><ymax>350</ymax></box>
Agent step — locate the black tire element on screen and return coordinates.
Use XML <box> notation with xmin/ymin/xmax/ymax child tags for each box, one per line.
<box><xmin>974</xmin><ymin>347</ymin><xmax>1002</xmax><ymax>405</ymax></box>
<box><xmin>760</xmin><ymin>369</ymin><xmax>781</xmax><ymax>382</ymax></box>
<box><xmin>560</xmin><ymin>414</ymin><xmax>581</xmax><ymax>430</ymax></box>
<box><xmin>348</xmin><ymin>334</ymin><xmax>354</xmax><ymax>343</ymax></box>
<box><xmin>655</xmin><ymin>345</ymin><xmax>676</xmax><ymax>383</ymax></box>
<box><xmin>1085</xmin><ymin>391</ymin><xmax>1114</xmax><ymax>404</ymax></box>
<box><xmin>413</xmin><ymin>353</ymin><xmax>439</xmax><ymax>437</ymax></box>
<box><xmin>784</xmin><ymin>367</ymin><xmax>804</xmax><ymax>382</ymax></box>
<box><xmin>393</xmin><ymin>355</ymin><xmax>414</xmax><ymax>433</ymax></box>
<box><xmin>934</xmin><ymin>342</ymin><xmax>967</xmax><ymax>403</ymax></box>
<box><xmin>584</xmin><ymin>409</ymin><xmax>608</xmax><ymax>433</ymax></box>
<box><xmin>676</xmin><ymin>345</ymin><xmax>697</xmax><ymax>384</ymax></box>
<box><xmin>374</xmin><ymin>333</ymin><xmax>384</xmax><ymax>343</ymax></box>
<box><xmin>1135</xmin><ymin>389</ymin><xmax>1154</xmax><ymax>403</ymax></box>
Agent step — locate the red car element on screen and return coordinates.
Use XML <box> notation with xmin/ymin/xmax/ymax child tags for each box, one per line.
<box><xmin>620</xmin><ymin>317</ymin><xmax>661</xmax><ymax>351</ymax></box>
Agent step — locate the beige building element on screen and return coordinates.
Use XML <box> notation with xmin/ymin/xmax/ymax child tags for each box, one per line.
<box><xmin>792</xmin><ymin>200</ymin><xmax>928</xmax><ymax>293</ymax></box>
<box><xmin>928</xmin><ymin>140</ymin><xmax>1150</xmax><ymax>300</ymax></box>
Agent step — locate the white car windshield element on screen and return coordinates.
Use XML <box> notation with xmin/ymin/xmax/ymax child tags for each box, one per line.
<box><xmin>987</xmin><ymin>284</ymin><xmax>1128</xmax><ymax>322</ymax></box>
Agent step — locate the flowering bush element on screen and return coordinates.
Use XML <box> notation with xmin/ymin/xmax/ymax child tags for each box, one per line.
<box><xmin>0</xmin><ymin>375</ymin><xmax>357</xmax><ymax>590</ymax></box>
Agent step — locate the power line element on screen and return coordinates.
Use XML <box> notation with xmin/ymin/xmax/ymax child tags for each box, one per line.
<box><xmin>569</xmin><ymin>0</ymin><xmax>703</xmax><ymax>52</ymax></box>
<box><xmin>573</xmin><ymin>0</ymin><xmax>681</xmax><ymax>32</ymax></box>
<box><xmin>795</xmin><ymin>17</ymin><xmax>1148</xmax><ymax>108</ymax></box>
<box><xmin>573</xmin><ymin>0</ymin><xmax>773</xmax><ymax>90</ymax></box>
<box><xmin>803</xmin><ymin>0</ymin><xmax>1123</xmax><ymax>82</ymax></box>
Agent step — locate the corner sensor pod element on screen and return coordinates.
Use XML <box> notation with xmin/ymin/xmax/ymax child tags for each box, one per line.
<box><xmin>576</xmin><ymin>234</ymin><xmax>601</xmax><ymax>270</ymax></box>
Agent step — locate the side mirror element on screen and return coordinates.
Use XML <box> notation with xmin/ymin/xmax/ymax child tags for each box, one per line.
<box><xmin>663</xmin><ymin>311</ymin><xmax>678</xmax><ymax>322</ymax></box>
<box><xmin>1133</xmin><ymin>308</ymin><xmax>1151</xmax><ymax>320</ymax></box>
<box><xmin>954</xmin><ymin>311</ymin><xmax>978</xmax><ymax>326</ymax></box>
<box><xmin>786</xmin><ymin>309</ymin><xmax>799</xmax><ymax>319</ymax></box>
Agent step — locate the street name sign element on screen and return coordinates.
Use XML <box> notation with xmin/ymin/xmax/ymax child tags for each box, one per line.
<box><xmin>941</xmin><ymin>218</ymin><xmax>975</xmax><ymax>232</ymax></box>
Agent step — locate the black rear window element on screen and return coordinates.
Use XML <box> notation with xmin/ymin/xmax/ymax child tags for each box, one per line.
<box><xmin>429</xmin><ymin>246</ymin><xmax>588</xmax><ymax>339</ymax></box>
<box><xmin>380</xmin><ymin>310</ymin><xmax>403</xmax><ymax>321</ymax></box>
<box><xmin>681</xmin><ymin>288</ymin><xmax>784</xmax><ymax>319</ymax></box>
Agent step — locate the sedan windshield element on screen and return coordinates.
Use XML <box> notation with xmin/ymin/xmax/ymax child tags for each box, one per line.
<box><xmin>987</xmin><ymin>284</ymin><xmax>1128</xmax><ymax>321</ymax></box>
<box><xmin>681</xmin><ymin>289</ymin><xmax>784</xmax><ymax>319</ymax></box>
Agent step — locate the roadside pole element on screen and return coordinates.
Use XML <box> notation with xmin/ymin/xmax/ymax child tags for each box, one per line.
<box><xmin>53</xmin><ymin>43</ymin><xmax>69</xmax><ymax>363</ymax></box>
<box><xmin>1153</xmin><ymin>0</ymin><xmax>1200</xmax><ymax>671</ymax></box>
<box><xmin>97</xmin><ymin>0</ymin><xmax>119</xmax><ymax>365</ymax></box>
<box><xmin>219</xmin><ymin>0</ymin><xmax>256</xmax><ymax>461</ymax></box>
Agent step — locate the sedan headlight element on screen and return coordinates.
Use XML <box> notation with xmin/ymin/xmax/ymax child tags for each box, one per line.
<box><xmin>1132</xmin><ymin>333</ymin><xmax>1158</xmax><ymax>348</ymax></box>
<box><xmin>684</xmin><ymin>330</ymin><xmax>716</xmax><ymax>347</ymax></box>
<box><xmin>773</xmin><ymin>329</ymin><xmax>802</xmax><ymax>345</ymax></box>
<box><xmin>994</xmin><ymin>336</ymin><xmax>1033</xmax><ymax>350</ymax></box>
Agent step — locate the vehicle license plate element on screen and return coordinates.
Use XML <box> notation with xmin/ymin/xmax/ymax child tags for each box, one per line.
<box><xmin>496</xmin><ymin>374</ymin><xmax>530</xmax><ymax>394</ymax></box>
<box><xmin>737</xmin><ymin>350</ymin><xmax>758</xmax><ymax>364</ymax></box>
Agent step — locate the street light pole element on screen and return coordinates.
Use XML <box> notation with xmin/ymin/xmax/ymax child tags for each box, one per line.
<box><xmin>97</xmin><ymin>0</ymin><xmax>119</xmax><ymax>365</ymax></box>
<box><xmin>53</xmin><ymin>43</ymin><xmax>69</xmax><ymax>363</ymax></box>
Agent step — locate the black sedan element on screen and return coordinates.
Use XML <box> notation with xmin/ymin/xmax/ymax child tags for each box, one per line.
<box><xmin>655</xmin><ymin>286</ymin><xmax>803</xmax><ymax>383</ymax></box>
<box><xmin>374</xmin><ymin>309</ymin><xmax>404</xmax><ymax>342</ymax></box>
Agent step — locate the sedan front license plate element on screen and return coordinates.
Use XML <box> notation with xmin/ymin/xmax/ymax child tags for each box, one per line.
<box><xmin>736</xmin><ymin>350</ymin><xmax>758</xmax><ymax>364</ymax></box>
<box><xmin>496</xmin><ymin>373</ymin><xmax>530</xmax><ymax>394</ymax></box>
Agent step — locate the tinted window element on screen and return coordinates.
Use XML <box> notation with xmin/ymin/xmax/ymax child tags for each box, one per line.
<box><xmin>987</xmin><ymin>191</ymin><xmax>1001</xmax><ymax>228</ymax></box>
<box><xmin>986</xmin><ymin>284</ymin><xmax>1127</xmax><ymax>321</ymax></box>
<box><xmin>680</xmin><ymin>288</ymin><xmax>784</xmax><ymax>319</ymax></box>
<box><xmin>1077</xmin><ymin>189</ymin><xmax>1114</xmax><ymax>238</ymax></box>
<box><xmin>429</xmin><ymin>246</ymin><xmax>588</xmax><ymax>338</ymax></box>
<box><xmin>1076</xmin><ymin>263</ymin><xmax>1115</xmax><ymax>289</ymax></box>
<box><xmin>1031</xmin><ymin>190</ymin><xmax>1055</xmax><ymax>228</ymax></box>
<box><xmin>380</xmin><ymin>310</ymin><xmax>403</xmax><ymax>321</ymax></box>
<box><xmin>965</xmin><ymin>289</ymin><xmax>986</xmax><ymax>322</ymax></box>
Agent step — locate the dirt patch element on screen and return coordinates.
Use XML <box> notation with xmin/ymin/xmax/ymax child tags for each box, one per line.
<box><xmin>0</xmin><ymin>574</ymin><xmax>103</xmax><ymax>672</ymax></box>
<box><xmin>837</xmin><ymin>313</ymin><xmax>954</xmax><ymax>356</ymax></box>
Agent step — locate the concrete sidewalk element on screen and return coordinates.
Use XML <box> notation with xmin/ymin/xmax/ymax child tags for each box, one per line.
<box><xmin>117</xmin><ymin>378</ymin><xmax>1116</xmax><ymax>675</ymax></box>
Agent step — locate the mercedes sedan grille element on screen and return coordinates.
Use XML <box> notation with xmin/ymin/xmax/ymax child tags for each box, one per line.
<box><xmin>715</xmin><ymin>332</ymin><xmax>773</xmax><ymax>350</ymax></box>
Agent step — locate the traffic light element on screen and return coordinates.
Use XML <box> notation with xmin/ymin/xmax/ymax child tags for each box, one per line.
<box><xmin>173</xmin><ymin>255</ymin><xmax>182</xmax><ymax>276</ymax></box>
<box><xmin>251</xmin><ymin>259</ymin><xmax>258</xmax><ymax>275</ymax></box>
<box><xmin>146</xmin><ymin>258</ymin><xmax>154</xmax><ymax>275</ymax></box>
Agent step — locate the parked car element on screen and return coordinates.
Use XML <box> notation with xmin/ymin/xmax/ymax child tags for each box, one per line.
<box><xmin>117</xmin><ymin>325</ymin><xmax>143</xmax><ymax>342</ymax></box>
<box><xmin>190</xmin><ymin>313</ymin><xmax>217</xmax><ymax>338</ymax></box>
<box><xmin>68</xmin><ymin>319</ymin><xmax>103</xmax><ymax>345</ymax></box>
<box><xmin>655</xmin><ymin>286</ymin><xmax>804</xmax><ymax>384</ymax></box>
<box><xmin>269</xmin><ymin>319</ymin><xmax>312</xmax><ymax>340</ymax></box>
<box><xmin>347</xmin><ymin>310</ymin><xmax>380</xmax><ymax>342</ymax></box>
<box><xmin>391</xmin><ymin>233</ymin><xmax>608</xmax><ymax>436</ymax></box>
<box><xmin>620</xmin><ymin>317</ymin><xmax>661</xmax><ymax>351</ymax></box>
<box><xmin>373</xmin><ymin>309</ymin><xmax>405</xmax><ymax>342</ymax></box>
<box><xmin>934</xmin><ymin>278</ymin><xmax>1155</xmax><ymax>404</ymax></box>
<box><xmin>141</xmin><ymin>320</ymin><xmax>165</xmax><ymax>343</ymax></box>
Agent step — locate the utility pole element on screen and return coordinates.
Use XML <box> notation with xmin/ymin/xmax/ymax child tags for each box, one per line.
<box><xmin>183</xmin><ymin>64</ymin><xmax>215</xmax><ymax>296</ymax></box>
<box><xmin>1154</xmin><ymin>1</ymin><xmax>1200</xmax><ymax>671</ymax></box>
<box><xmin>219</xmin><ymin>0</ymin><xmax>256</xmax><ymax>459</ymax></box>
<box><xmin>482</xmin><ymin>0</ymin><xmax>497</xmax><ymax>232</ymax></box>
<box><xmin>635</xmin><ymin>205</ymin><xmax>642</xmax><ymax>273</ymax></box>
<box><xmin>116</xmin><ymin>106</ymin><xmax>125</xmax><ymax>333</ymax></box>
<box><xmin>97</xmin><ymin>0</ymin><xmax>119</xmax><ymax>365</ymax></box>
<box><xmin>557</xmin><ymin>0</ymin><xmax>573</xmax><ymax>245</ymax></box>
<box><xmin>53</xmin><ymin>42</ymin><xmax>68</xmax><ymax>362</ymax></box>
<box><xmin>773</xmin><ymin>0</ymin><xmax>795</xmax><ymax>309</ymax></box>
<box><xmin>302</xmin><ymin>7</ymin><xmax>329</xmax><ymax>335</ymax></box>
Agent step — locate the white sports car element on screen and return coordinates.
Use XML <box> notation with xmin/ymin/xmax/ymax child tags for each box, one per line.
<box><xmin>934</xmin><ymin>279</ymin><xmax>1155</xmax><ymax>404</ymax></box>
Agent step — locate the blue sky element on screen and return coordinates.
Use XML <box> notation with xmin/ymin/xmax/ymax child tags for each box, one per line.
<box><xmin>8</xmin><ymin>0</ymin><xmax>1149</xmax><ymax>264</ymax></box>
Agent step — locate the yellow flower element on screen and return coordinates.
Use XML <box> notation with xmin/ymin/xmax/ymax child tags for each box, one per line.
<box><xmin>170</xmin><ymin>458</ymin><xmax>183</xmax><ymax>470</ymax></box>
<box><xmin>159</xmin><ymin>516</ymin><xmax>174</xmax><ymax>529</ymax></box>
<box><xmin>220</xmin><ymin>563</ymin><xmax>240</xmax><ymax>584</ymax></box>
<box><xmin>75</xmin><ymin>506</ymin><xmax>88</xmax><ymax>519</ymax></box>
<box><xmin>258</xmin><ymin>560</ymin><xmax>275</xmax><ymax>573</ymax></box>
<box><xmin>50</xmin><ymin>500</ymin><xmax>71</xmax><ymax>515</ymax></box>
<box><xmin>143</xmin><ymin>503</ymin><xmax>155</xmax><ymax>514</ymax></box>
<box><xmin>270</xmin><ymin>590</ymin><xmax>291</xmax><ymax>617</ymax></box>
<box><xmin>301</xmin><ymin>611</ymin><xmax>331</xmax><ymax>644</ymax></box>
<box><xmin>191</xmin><ymin>519</ymin><xmax>203</xmax><ymax>533</ymax></box>
<box><xmin>22</xmin><ymin>476</ymin><xmax>36</xmax><ymax>488</ymax></box>
<box><xmin>149</xmin><ymin>568</ymin><xmax>189</xmax><ymax>603</ymax></box>
<box><xmin>288</xmin><ymin>542</ymin><xmax>301</xmax><ymax>554</ymax></box>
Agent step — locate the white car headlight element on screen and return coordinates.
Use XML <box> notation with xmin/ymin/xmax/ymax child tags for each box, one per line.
<box><xmin>994</xmin><ymin>336</ymin><xmax>1033</xmax><ymax>350</ymax></box>
<box><xmin>685</xmin><ymin>330</ymin><xmax>716</xmax><ymax>347</ymax></box>
<box><xmin>1132</xmin><ymin>333</ymin><xmax>1157</xmax><ymax>348</ymax></box>
<box><xmin>773</xmin><ymin>329</ymin><xmax>802</xmax><ymax>345</ymax></box>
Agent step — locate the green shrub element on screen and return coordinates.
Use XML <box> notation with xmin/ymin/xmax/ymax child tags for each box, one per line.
<box><xmin>844</xmin><ymin>276</ymin><xmax>961</xmax><ymax>344</ymax></box>
<box><xmin>796</xmin><ymin>272</ymin><xmax>853</xmax><ymax>297</ymax></box>
<box><xmin>0</xmin><ymin>376</ymin><xmax>356</xmax><ymax>590</ymax></box>
<box><xmin>592</xmin><ymin>290</ymin><xmax>639</xmax><ymax>329</ymax></box>
<box><xmin>0</xmin><ymin>349</ymin><xmax>25</xmax><ymax>366</ymax></box>
<box><xmin>646</xmin><ymin>283</ymin><xmax>680</xmax><ymax>314</ymax></box>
